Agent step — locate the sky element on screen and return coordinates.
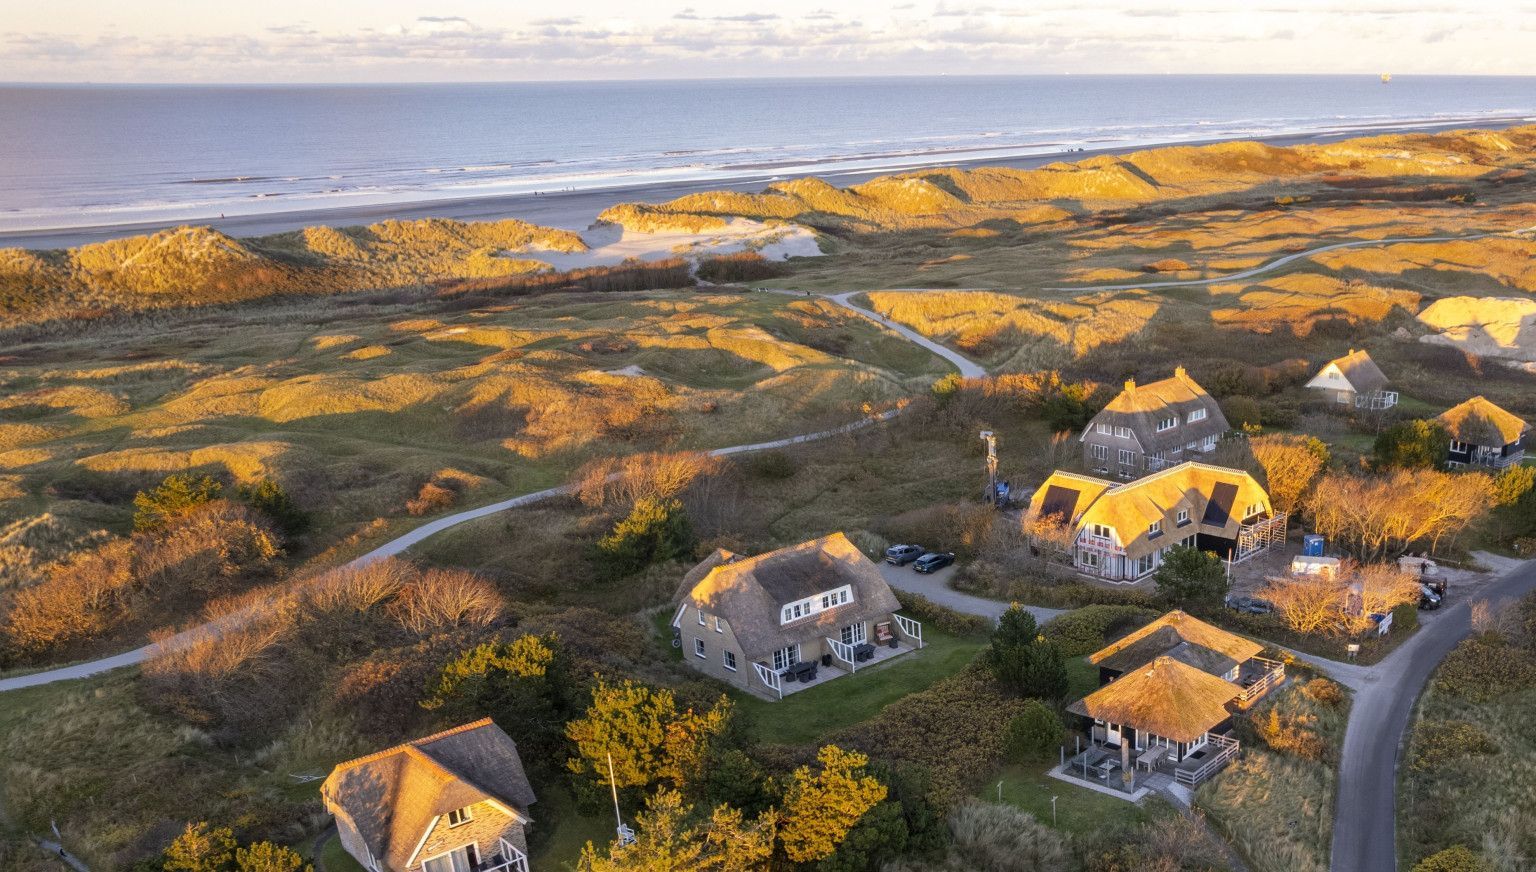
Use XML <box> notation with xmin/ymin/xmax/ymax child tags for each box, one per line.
<box><xmin>3</xmin><ymin>1</ymin><xmax>1535</xmax><ymax>82</ymax></box>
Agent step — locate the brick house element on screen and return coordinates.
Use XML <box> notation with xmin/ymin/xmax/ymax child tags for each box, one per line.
<box><xmin>1305</xmin><ymin>348</ymin><xmax>1397</xmax><ymax>410</ymax></box>
<box><xmin>672</xmin><ymin>533</ymin><xmax>924</xmax><ymax>700</ymax></box>
<box><xmin>1079</xmin><ymin>367</ymin><xmax>1230</xmax><ymax>480</ymax></box>
<box><xmin>1437</xmin><ymin>395</ymin><xmax>1528</xmax><ymax>469</ymax></box>
<box><xmin>1024</xmin><ymin>461</ymin><xmax>1286</xmax><ymax>583</ymax></box>
<box><xmin>321</xmin><ymin>719</ymin><xmax>535</xmax><ymax>872</ymax></box>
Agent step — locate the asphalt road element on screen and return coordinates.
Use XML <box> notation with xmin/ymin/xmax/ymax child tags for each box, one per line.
<box><xmin>1330</xmin><ymin>558</ymin><xmax>1536</xmax><ymax>872</ymax></box>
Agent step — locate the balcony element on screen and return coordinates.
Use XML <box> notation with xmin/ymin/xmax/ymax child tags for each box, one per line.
<box><xmin>475</xmin><ymin>839</ymin><xmax>528</xmax><ymax>872</ymax></box>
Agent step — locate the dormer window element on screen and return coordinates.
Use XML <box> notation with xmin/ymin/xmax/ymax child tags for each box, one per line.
<box><xmin>1114</xmin><ymin>426</ymin><xmax>1132</xmax><ymax>439</ymax></box>
<box><xmin>1090</xmin><ymin>524</ymin><xmax>1111</xmax><ymax>539</ymax></box>
<box><xmin>1148</xmin><ymin>520</ymin><xmax>1162</xmax><ymax>537</ymax></box>
<box><xmin>447</xmin><ymin>806</ymin><xmax>473</xmax><ymax>827</ymax></box>
<box><xmin>1177</xmin><ymin>509</ymin><xmax>1190</xmax><ymax>526</ymax></box>
<box><xmin>780</xmin><ymin>585</ymin><xmax>853</xmax><ymax>624</ymax></box>
<box><xmin>1187</xmin><ymin>408</ymin><xmax>1207</xmax><ymax>423</ymax></box>
<box><xmin>1097</xmin><ymin>423</ymin><xmax>1112</xmax><ymax>435</ymax></box>
<box><xmin>1156</xmin><ymin>416</ymin><xmax>1177</xmax><ymax>432</ymax></box>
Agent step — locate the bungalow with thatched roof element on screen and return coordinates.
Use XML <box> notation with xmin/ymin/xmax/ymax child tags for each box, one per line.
<box><xmin>1438</xmin><ymin>396</ymin><xmax>1528</xmax><ymax>469</ymax></box>
<box><xmin>1305</xmin><ymin>348</ymin><xmax>1397</xmax><ymax>410</ymax></box>
<box><xmin>1024</xmin><ymin>461</ymin><xmax>1285</xmax><ymax>584</ymax></box>
<box><xmin>672</xmin><ymin>533</ymin><xmax>923</xmax><ymax>700</ymax></box>
<box><xmin>1064</xmin><ymin>611</ymin><xmax>1281</xmax><ymax>786</ymax></box>
<box><xmin>321</xmin><ymin>719</ymin><xmax>535</xmax><ymax>872</ymax></box>
<box><xmin>1080</xmin><ymin>367</ymin><xmax>1231</xmax><ymax>480</ymax></box>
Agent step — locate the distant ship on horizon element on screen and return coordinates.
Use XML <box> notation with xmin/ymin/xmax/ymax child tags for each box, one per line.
<box><xmin>1382</xmin><ymin>73</ymin><xmax>1392</xmax><ymax>84</ymax></box>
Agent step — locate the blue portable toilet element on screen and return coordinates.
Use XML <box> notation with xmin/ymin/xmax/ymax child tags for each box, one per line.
<box><xmin>1303</xmin><ymin>534</ymin><xmax>1325</xmax><ymax>557</ymax></box>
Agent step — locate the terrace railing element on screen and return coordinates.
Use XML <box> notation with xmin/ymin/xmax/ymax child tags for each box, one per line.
<box><xmin>1237</xmin><ymin>657</ymin><xmax>1286</xmax><ymax>708</ymax></box>
<box><xmin>1175</xmin><ymin>733</ymin><xmax>1241</xmax><ymax>787</ymax></box>
<box><xmin>893</xmin><ymin>613</ymin><xmax>924</xmax><ymax>649</ymax></box>
<box><xmin>753</xmin><ymin>662</ymin><xmax>783</xmax><ymax>700</ymax></box>
<box><xmin>476</xmin><ymin>840</ymin><xmax>529</xmax><ymax>872</ymax></box>
<box><xmin>826</xmin><ymin>637</ymin><xmax>858</xmax><ymax>672</ymax></box>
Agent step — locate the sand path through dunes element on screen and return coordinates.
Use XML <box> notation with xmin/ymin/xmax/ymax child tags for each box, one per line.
<box><xmin>1041</xmin><ymin>225</ymin><xmax>1536</xmax><ymax>293</ymax></box>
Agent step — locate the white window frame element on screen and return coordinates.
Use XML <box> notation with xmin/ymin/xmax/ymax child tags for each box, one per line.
<box><xmin>772</xmin><ymin>645</ymin><xmax>800</xmax><ymax>672</ymax></box>
<box><xmin>423</xmin><ymin>845</ymin><xmax>478</xmax><ymax>872</ymax></box>
<box><xmin>1091</xmin><ymin>523</ymin><xmax>1112</xmax><ymax>539</ymax></box>
<box><xmin>781</xmin><ymin>586</ymin><xmax>852</xmax><ymax>624</ymax></box>
<box><xmin>1118</xmin><ymin>448</ymin><xmax>1134</xmax><ymax>465</ymax></box>
<box><xmin>840</xmin><ymin>622</ymin><xmax>867</xmax><ymax>646</ymax></box>
<box><xmin>1148</xmin><ymin>520</ymin><xmax>1162</xmax><ymax>536</ymax></box>
<box><xmin>446</xmin><ymin>807</ymin><xmax>473</xmax><ymax>828</ymax></box>
<box><xmin>723</xmin><ymin>650</ymin><xmax>737</xmax><ymax>671</ymax></box>
<box><xmin>1177</xmin><ymin>509</ymin><xmax>1190</xmax><ymax>525</ymax></box>
<box><xmin>1157</xmin><ymin>416</ymin><xmax>1177</xmax><ymax>432</ymax></box>
<box><xmin>1091</xmin><ymin>443</ymin><xmax>1108</xmax><ymax>461</ymax></box>
<box><xmin>714</xmin><ymin>616</ymin><xmax>723</xmax><ymax>633</ymax></box>
<box><xmin>1188</xmin><ymin>408</ymin><xmax>1207</xmax><ymax>423</ymax></box>
<box><xmin>1097</xmin><ymin>423</ymin><xmax>1112</xmax><ymax>435</ymax></box>
<box><xmin>694</xmin><ymin>638</ymin><xmax>706</xmax><ymax>659</ymax></box>
<box><xmin>698</xmin><ymin>609</ymin><xmax>706</xmax><ymax>626</ymax></box>
<box><xmin>1114</xmin><ymin>426</ymin><xmax>1133</xmax><ymax>439</ymax></box>
<box><xmin>1449</xmin><ymin>439</ymin><xmax>1468</xmax><ymax>453</ymax></box>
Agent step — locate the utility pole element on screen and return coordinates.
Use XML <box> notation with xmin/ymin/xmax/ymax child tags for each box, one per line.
<box><xmin>980</xmin><ymin>430</ymin><xmax>999</xmax><ymax>504</ymax></box>
<box><xmin>609</xmin><ymin>753</ymin><xmax>635</xmax><ymax>847</ymax></box>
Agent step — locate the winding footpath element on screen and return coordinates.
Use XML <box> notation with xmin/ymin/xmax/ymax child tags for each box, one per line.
<box><xmin>1042</xmin><ymin>225</ymin><xmax>1536</xmax><ymax>293</ymax></box>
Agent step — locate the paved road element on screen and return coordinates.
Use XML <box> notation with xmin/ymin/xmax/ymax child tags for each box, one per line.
<box><xmin>824</xmin><ymin>292</ymin><xmax>988</xmax><ymax>378</ymax></box>
<box><xmin>1042</xmin><ymin>225</ymin><xmax>1536</xmax><ymax>293</ymax></box>
<box><xmin>875</xmin><ymin>562</ymin><xmax>1065</xmax><ymax>625</ymax></box>
<box><xmin>1330</xmin><ymin>558</ymin><xmax>1536</xmax><ymax>872</ymax></box>
<box><xmin>0</xmin><ymin>412</ymin><xmax>902</xmax><ymax>694</ymax></box>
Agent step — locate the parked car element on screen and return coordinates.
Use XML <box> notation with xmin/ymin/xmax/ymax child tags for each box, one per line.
<box><xmin>912</xmin><ymin>552</ymin><xmax>955</xmax><ymax>574</ymax></box>
<box><xmin>884</xmin><ymin>544</ymin><xmax>925</xmax><ymax>565</ymax></box>
<box><xmin>1224</xmin><ymin>594</ymin><xmax>1274</xmax><ymax>615</ymax></box>
<box><xmin>1418</xmin><ymin>583</ymin><xmax>1443</xmax><ymax>610</ymax></box>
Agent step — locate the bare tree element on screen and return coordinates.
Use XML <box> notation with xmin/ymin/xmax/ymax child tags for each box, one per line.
<box><xmin>1258</xmin><ymin>574</ymin><xmax>1348</xmax><ymax>636</ymax></box>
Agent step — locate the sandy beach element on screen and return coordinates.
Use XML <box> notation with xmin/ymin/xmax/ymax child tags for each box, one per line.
<box><xmin>2</xmin><ymin>116</ymin><xmax>1526</xmax><ymax>251</ymax></box>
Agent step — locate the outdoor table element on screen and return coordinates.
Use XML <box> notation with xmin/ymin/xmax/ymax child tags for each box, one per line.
<box><xmin>790</xmin><ymin>661</ymin><xmax>817</xmax><ymax>681</ymax></box>
<box><xmin>853</xmin><ymin>643</ymin><xmax>876</xmax><ymax>662</ymax></box>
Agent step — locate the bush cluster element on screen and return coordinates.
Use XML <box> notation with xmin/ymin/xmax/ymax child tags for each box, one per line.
<box><xmin>1432</xmin><ymin>637</ymin><xmax>1536</xmax><ymax>703</ymax></box>
<box><xmin>1041</xmin><ymin>605</ymin><xmax>1158</xmax><ymax>657</ymax></box>
<box><xmin>890</xmin><ymin>590</ymin><xmax>991</xmax><ymax>638</ymax></box>
<box><xmin>1409</xmin><ymin>720</ymin><xmax>1499</xmax><ymax>772</ymax></box>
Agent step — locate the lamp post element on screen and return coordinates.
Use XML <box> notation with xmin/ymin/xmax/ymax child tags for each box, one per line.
<box><xmin>1051</xmin><ymin>796</ymin><xmax>1058</xmax><ymax>828</ymax></box>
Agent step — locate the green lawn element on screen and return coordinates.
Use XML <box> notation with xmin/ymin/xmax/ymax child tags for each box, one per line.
<box><xmin>1066</xmin><ymin>655</ymin><xmax>1098</xmax><ymax>700</ymax></box>
<box><xmin>530</xmin><ymin>787</ymin><xmax>613</xmax><ymax>872</ymax></box>
<box><xmin>988</xmin><ymin>762</ymin><xmax>1163</xmax><ymax>838</ymax></box>
<box><xmin>318</xmin><ymin>833</ymin><xmax>366</xmax><ymax>872</ymax></box>
<box><xmin>733</xmin><ymin>626</ymin><xmax>988</xmax><ymax>746</ymax></box>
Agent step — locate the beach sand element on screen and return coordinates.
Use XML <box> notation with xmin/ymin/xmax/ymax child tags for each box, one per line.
<box><xmin>2</xmin><ymin>117</ymin><xmax>1525</xmax><ymax>252</ymax></box>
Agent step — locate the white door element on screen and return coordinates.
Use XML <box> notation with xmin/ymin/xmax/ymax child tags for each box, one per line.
<box><xmin>773</xmin><ymin>645</ymin><xmax>800</xmax><ymax>672</ymax></box>
<box><xmin>840</xmin><ymin>622</ymin><xmax>866</xmax><ymax>646</ymax></box>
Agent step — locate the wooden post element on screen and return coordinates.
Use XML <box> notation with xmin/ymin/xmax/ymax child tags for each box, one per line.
<box><xmin>1121</xmin><ymin>737</ymin><xmax>1133</xmax><ymax>791</ymax></box>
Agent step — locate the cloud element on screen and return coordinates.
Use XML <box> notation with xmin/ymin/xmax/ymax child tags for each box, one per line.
<box><xmin>530</xmin><ymin>16</ymin><xmax>581</xmax><ymax>26</ymax></box>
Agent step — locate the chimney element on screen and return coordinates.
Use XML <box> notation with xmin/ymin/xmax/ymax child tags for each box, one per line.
<box><xmin>1124</xmin><ymin>378</ymin><xmax>1136</xmax><ymax>392</ymax></box>
<box><xmin>1174</xmin><ymin>365</ymin><xmax>1187</xmax><ymax>380</ymax></box>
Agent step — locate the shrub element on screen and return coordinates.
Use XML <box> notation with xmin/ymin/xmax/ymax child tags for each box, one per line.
<box><xmin>564</xmin><ymin>679</ymin><xmax>730</xmax><ymax>794</ymax></box>
<box><xmin>237</xmin><ymin>478</ymin><xmax>309</xmax><ymax>538</ymax></box>
<box><xmin>878</xmin><ymin>502</ymin><xmax>997</xmax><ymax>560</ymax></box>
<box><xmin>1041</xmin><ymin>605</ymin><xmax>1157</xmax><ymax>657</ymax></box>
<box><xmin>1005</xmin><ymin>700</ymin><xmax>1064</xmax><ymax>762</ymax></box>
<box><xmin>891</xmin><ymin>590</ymin><xmax>991</xmax><ymax>637</ymax></box>
<box><xmin>1152</xmin><ymin>545</ymin><xmax>1228</xmax><ymax>606</ymax></box>
<box><xmin>1393</xmin><ymin>601</ymin><xmax>1420</xmax><ymax>633</ymax></box>
<box><xmin>164</xmin><ymin>822</ymin><xmax>236</xmax><ymax>872</ymax></box>
<box><xmin>779</xmin><ymin>746</ymin><xmax>888</xmax><ymax>863</ymax></box>
<box><xmin>1413</xmin><ymin>845</ymin><xmax>1490</xmax><ymax>872</ymax></box>
<box><xmin>941</xmin><ymin>801</ymin><xmax>1070</xmax><ymax>872</ymax></box>
<box><xmin>406</xmin><ymin>481</ymin><xmax>458</xmax><ymax>516</ymax></box>
<box><xmin>1250</xmin><ymin>705</ymin><xmax>1328</xmax><ymax>761</ymax></box>
<box><xmin>1410</xmin><ymin>720</ymin><xmax>1499</xmax><ymax>772</ymax></box>
<box><xmin>1301</xmin><ymin>677</ymin><xmax>1346</xmax><ymax>708</ymax></box>
<box><xmin>133</xmin><ymin>473</ymin><xmax>223</xmax><ymax>532</ymax></box>
<box><xmin>385</xmin><ymin>568</ymin><xmax>503</xmax><ymax>636</ymax></box>
<box><xmin>985</xmin><ymin>605</ymin><xmax>1068</xmax><ymax>701</ymax></box>
<box><xmin>234</xmin><ymin>842</ymin><xmax>311</xmax><ymax>872</ymax></box>
<box><xmin>1433</xmin><ymin>637</ymin><xmax>1536</xmax><ymax>703</ymax></box>
<box><xmin>694</xmin><ymin>251</ymin><xmax>789</xmax><ymax>283</ymax></box>
<box><xmin>593</xmin><ymin>497</ymin><xmax>694</xmax><ymax>579</ymax></box>
<box><xmin>1374</xmin><ymin>419</ymin><xmax>1451</xmax><ymax>470</ymax></box>
<box><xmin>1222</xmin><ymin>395</ymin><xmax>1262</xmax><ymax>429</ymax></box>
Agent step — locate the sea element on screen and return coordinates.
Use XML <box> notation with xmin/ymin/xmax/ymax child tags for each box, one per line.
<box><xmin>1</xmin><ymin>75</ymin><xmax>1533</xmax><ymax>234</ymax></box>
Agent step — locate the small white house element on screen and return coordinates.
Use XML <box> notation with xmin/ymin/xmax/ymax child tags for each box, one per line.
<box><xmin>1305</xmin><ymin>349</ymin><xmax>1397</xmax><ymax>410</ymax></box>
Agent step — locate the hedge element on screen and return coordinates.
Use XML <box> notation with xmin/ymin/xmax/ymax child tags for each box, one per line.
<box><xmin>893</xmin><ymin>590</ymin><xmax>992</xmax><ymax>638</ymax></box>
<box><xmin>1041</xmin><ymin>605</ymin><xmax>1159</xmax><ymax>657</ymax></box>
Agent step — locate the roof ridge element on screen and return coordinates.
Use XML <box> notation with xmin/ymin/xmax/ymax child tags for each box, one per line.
<box><xmin>328</xmin><ymin>718</ymin><xmax>497</xmax><ymax>774</ymax></box>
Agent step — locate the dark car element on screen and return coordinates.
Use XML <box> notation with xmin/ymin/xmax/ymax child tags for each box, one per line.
<box><xmin>1418</xmin><ymin>583</ymin><xmax>1443</xmax><ymax>610</ymax></box>
<box><xmin>1224</xmin><ymin>594</ymin><xmax>1274</xmax><ymax>615</ymax></box>
<box><xmin>912</xmin><ymin>552</ymin><xmax>955</xmax><ymax>574</ymax></box>
<box><xmin>884</xmin><ymin>544</ymin><xmax>925</xmax><ymax>566</ymax></box>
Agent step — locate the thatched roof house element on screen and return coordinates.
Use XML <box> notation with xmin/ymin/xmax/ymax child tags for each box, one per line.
<box><xmin>1438</xmin><ymin>396</ymin><xmax>1528</xmax><ymax>468</ymax></box>
<box><xmin>1089</xmin><ymin>610</ymin><xmax>1263</xmax><ymax>682</ymax></box>
<box><xmin>1079</xmin><ymin>367</ymin><xmax>1230</xmax><ymax>478</ymax></box>
<box><xmin>1067</xmin><ymin>656</ymin><xmax>1243</xmax><ymax>745</ymax></box>
<box><xmin>1306</xmin><ymin>349</ymin><xmax>1396</xmax><ymax>409</ymax></box>
<box><xmin>322</xmin><ymin>719</ymin><xmax>536</xmax><ymax>872</ymax></box>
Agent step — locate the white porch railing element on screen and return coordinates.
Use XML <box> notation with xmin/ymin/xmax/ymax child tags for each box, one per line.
<box><xmin>826</xmin><ymin>637</ymin><xmax>857</xmax><ymax>672</ymax></box>
<box><xmin>1175</xmin><ymin>733</ymin><xmax>1240</xmax><ymax>786</ymax></box>
<box><xmin>480</xmin><ymin>839</ymin><xmax>529</xmax><ymax>872</ymax></box>
<box><xmin>753</xmin><ymin>662</ymin><xmax>782</xmax><ymax>700</ymax></box>
<box><xmin>1356</xmin><ymin>390</ymin><xmax>1399</xmax><ymax>410</ymax></box>
<box><xmin>1237</xmin><ymin>657</ymin><xmax>1285</xmax><ymax>708</ymax></box>
<box><xmin>893</xmin><ymin>613</ymin><xmax>924</xmax><ymax>649</ymax></box>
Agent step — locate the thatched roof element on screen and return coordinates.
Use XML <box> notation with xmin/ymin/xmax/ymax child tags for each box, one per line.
<box><xmin>1089</xmin><ymin>610</ymin><xmax>1262</xmax><ymax>675</ymax></box>
<box><xmin>1080</xmin><ymin>367</ymin><xmax>1230</xmax><ymax>453</ymax></box>
<box><xmin>321</xmin><ymin>719</ymin><xmax>536</xmax><ymax>871</ymax></box>
<box><xmin>1082</xmin><ymin>463</ymin><xmax>1270</xmax><ymax>558</ymax></box>
<box><xmin>677</xmin><ymin>533</ymin><xmax>902</xmax><ymax>662</ymax></box>
<box><xmin>1027</xmin><ymin>471</ymin><xmax>1115</xmax><ymax>524</ymax></box>
<box><xmin>1437</xmin><ymin>396</ymin><xmax>1528</xmax><ymax>447</ymax></box>
<box><xmin>1067</xmin><ymin>656</ymin><xmax>1241</xmax><ymax>743</ymax></box>
<box><xmin>1307</xmin><ymin>348</ymin><xmax>1389</xmax><ymax>395</ymax></box>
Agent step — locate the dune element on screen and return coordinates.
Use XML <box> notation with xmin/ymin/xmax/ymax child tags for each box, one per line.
<box><xmin>1417</xmin><ymin>296</ymin><xmax>1536</xmax><ymax>362</ymax></box>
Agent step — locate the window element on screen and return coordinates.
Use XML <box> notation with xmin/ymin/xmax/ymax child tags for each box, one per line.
<box><xmin>424</xmin><ymin>846</ymin><xmax>478</xmax><ymax>872</ymax></box>
<box><xmin>1176</xmin><ymin>509</ymin><xmax>1190</xmax><ymax>525</ymax></box>
<box><xmin>1081</xmin><ymin>552</ymin><xmax>1100</xmax><ymax>569</ymax></box>
<box><xmin>1243</xmin><ymin>503</ymin><xmax>1263</xmax><ymax>520</ymax></box>
<box><xmin>1148</xmin><ymin>520</ymin><xmax>1162</xmax><ymax>537</ymax></box>
<box><xmin>1091</xmin><ymin>523</ymin><xmax>1111</xmax><ymax>539</ymax></box>
<box><xmin>1449</xmin><ymin>439</ymin><xmax>1468</xmax><ymax>453</ymax></box>
<box><xmin>1156</xmin><ymin>416</ymin><xmax>1177</xmax><ymax>432</ymax></box>
<box><xmin>1134</xmin><ymin>553</ymin><xmax>1155</xmax><ymax>576</ymax></box>
<box><xmin>723</xmin><ymin>650</ymin><xmax>737</xmax><ymax>671</ymax></box>
<box><xmin>698</xmin><ymin>609</ymin><xmax>706</xmax><ymax>626</ymax></box>
<box><xmin>1188</xmin><ymin>408</ymin><xmax>1207</xmax><ymax>423</ymax></box>
<box><xmin>446</xmin><ymin>806</ymin><xmax>473</xmax><ymax>827</ymax></box>
<box><xmin>1118</xmin><ymin>448</ymin><xmax>1134</xmax><ymax>465</ymax></box>
<box><xmin>714</xmin><ymin>616</ymin><xmax>723</xmax><ymax>633</ymax></box>
<box><xmin>1091</xmin><ymin>443</ymin><xmax>1108</xmax><ymax>461</ymax></box>
<box><xmin>820</xmin><ymin>588</ymin><xmax>851</xmax><ymax>610</ymax></box>
<box><xmin>1097</xmin><ymin>423</ymin><xmax>1112</xmax><ymax>435</ymax></box>
<box><xmin>694</xmin><ymin>638</ymin><xmax>706</xmax><ymax>658</ymax></box>
<box><xmin>773</xmin><ymin>645</ymin><xmax>800</xmax><ymax>672</ymax></box>
<box><xmin>1114</xmin><ymin>426</ymin><xmax>1133</xmax><ymax>439</ymax></box>
<box><xmin>840</xmin><ymin>622</ymin><xmax>867</xmax><ymax>646</ymax></box>
<box><xmin>1201</xmin><ymin>435</ymin><xmax>1218</xmax><ymax>451</ymax></box>
<box><xmin>781</xmin><ymin>586</ymin><xmax>852</xmax><ymax>624</ymax></box>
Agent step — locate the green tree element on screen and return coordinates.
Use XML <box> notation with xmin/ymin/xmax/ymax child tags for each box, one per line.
<box><xmin>1412</xmin><ymin>845</ymin><xmax>1490</xmax><ymax>872</ymax></box>
<box><xmin>698</xmin><ymin>747</ymin><xmax>774</xmax><ymax>816</ymax></box>
<box><xmin>163</xmin><ymin>822</ymin><xmax>236</xmax><ymax>872</ymax></box>
<box><xmin>779</xmin><ymin>745</ymin><xmax>889</xmax><ymax>863</ymax></box>
<box><xmin>1006</xmin><ymin>699</ymin><xmax>1064</xmax><ymax>762</ymax></box>
<box><xmin>134</xmin><ymin>474</ymin><xmax>223</xmax><ymax>533</ymax></box>
<box><xmin>237</xmin><ymin>478</ymin><xmax>310</xmax><ymax>538</ymax></box>
<box><xmin>1152</xmin><ymin>545</ymin><xmax>1228</xmax><ymax>606</ymax></box>
<box><xmin>578</xmin><ymin>789</ymin><xmax>775</xmax><ymax>872</ymax></box>
<box><xmin>233</xmin><ymin>843</ymin><xmax>311</xmax><ymax>872</ymax></box>
<box><xmin>1222</xmin><ymin>395</ymin><xmax>1263</xmax><ymax>430</ymax></box>
<box><xmin>1374</xmin><ymin>419</ymin><xmax>1451</xmax><ymax>470</ymax></box>
<box><xmin>594</xmin><ymin>497</ymin><xmax>694</xmax><ymax>578</ymax></box>
<box><xmin>423</xmin><ymin>635</ymin><xmax>569</xmax><ymax>772</ymax></box>
<box><xmin>985</xmin><ymin>605</ymin><xmax>1069</xmax><ymax>700</ymax></box>
<box><xmin>565</xmin><ymin>679</ymin><xmax>731</xmax><ymax>794</ymax></box>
